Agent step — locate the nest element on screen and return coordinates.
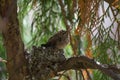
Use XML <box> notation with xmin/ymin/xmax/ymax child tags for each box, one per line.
<box><xmin>26</xmin><ymin>46</ymin><xmax>66</xmax><ymax>80</ymax></box>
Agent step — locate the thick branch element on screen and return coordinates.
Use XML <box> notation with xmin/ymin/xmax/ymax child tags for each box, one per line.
<box><xmin>57</xmin><ymin>56</ymin><xmax>120</xmax><ymax>80</ymax></box>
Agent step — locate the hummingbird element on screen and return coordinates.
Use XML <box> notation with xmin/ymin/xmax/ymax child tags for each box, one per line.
<box><xmin>41</xmin><ymin>30</ymin><xmax>70</xmax><ymax>49</ymax></box>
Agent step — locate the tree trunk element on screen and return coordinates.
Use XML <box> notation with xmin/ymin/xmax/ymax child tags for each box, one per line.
<box><xmin>0</xmin><ymin>0</ymin><xmax>27</xmax><ymax>80</ymax></box>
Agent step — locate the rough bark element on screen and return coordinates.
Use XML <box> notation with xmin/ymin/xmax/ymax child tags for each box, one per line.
<box><xmin>58</xmin><ymin>56</ymin><xmax>120</xmax><ymax>80</ymax></box>
<box><xmin>0</xmin><ymin>0</ymin><xmax>27</xmax><ymax>80</ymax></box>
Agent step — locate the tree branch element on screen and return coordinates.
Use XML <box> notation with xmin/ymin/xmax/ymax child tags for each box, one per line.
<box><xmin>58</xmin><ymin>0</ymin><xmax>70</xmax><ymax>30</ymax></box>
<box><xmin>57</xmin><ymin>56</ymin><xmax>120</xmax><ymax>80</ymax></box>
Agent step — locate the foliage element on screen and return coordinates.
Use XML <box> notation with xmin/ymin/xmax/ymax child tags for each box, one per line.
<box><xmin>93</xmin><ymin>70</ymin><xmax>112</xmax><ymax>80</ymax></box>
<box><xmin>0</xmin><ymin>34</ymin><xmax>7</xmax><ymax>80</ymax></box>
<box><xmin>18</xmin><ymin>0</ymin><xmax>120</xmax><ymax>80</ymax></box>
<box><xmin>0</xmin><ymin>0</ymin><xmax>120</xmax><ymax>80</ymax></box>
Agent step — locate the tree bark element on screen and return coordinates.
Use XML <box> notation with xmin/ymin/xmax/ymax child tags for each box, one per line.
<box><xmin>57</xmin><ymin>56</ymin><xmax>120</xmax><ymax>80</ymax></box>
<box><xmin>0</xmin><ymin>0</ymin><xmax>27</xmax><ymax>80</ymax></box>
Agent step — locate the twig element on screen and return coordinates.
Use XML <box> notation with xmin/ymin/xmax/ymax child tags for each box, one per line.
<box><xmin>85</xmin><ymin>69</ymin><xmax>92</xmax><ymax>80</ymax></box>
<box><xmin>58</xmin><ymin>0</ymin><xmax>70</xmax><ymax>31</ymax></box>
<box><xmin>75</xmin><ymin>70</ymin><xmax>78</xmax><ymax>80</ymax></box>
<box><xmin>58</xmin><ymin>71</ymin><xmax>67</xmax><ymax>80</ymax></box>
<box><xmin>80</xmin><ymin>69</ymin><xmax>85</xmax><ymax>80</ymax></box>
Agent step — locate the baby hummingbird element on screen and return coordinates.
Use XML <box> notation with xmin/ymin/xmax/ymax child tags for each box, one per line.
<box><xmin>42</xmin><ymin>30</ymin><xmax>70</xmax><ymax>49</ymax></box>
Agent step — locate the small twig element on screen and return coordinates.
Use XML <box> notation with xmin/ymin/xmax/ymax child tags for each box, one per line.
<box><xmin>75</xmin><ymin>70</ymin><xmax>78</xmax><ymax>80</ymax></box>
<box><xmin>85</xmin><ymin>69</ymin><xmax>92</xmax><ymax>80</ymax></box>
<box><xmin>83</xmin><ymin>62</ymin><xmax>92</xmax><ymax>80</ymax></box>
<box><xmin>80</xmin><ymin>69</ymin><xmax>85</xmax><ymax>80</ymax></box>
<box><xmin>111</xmin><ymin>7</ymin><xmax>120</xmax><ymax>46</ymax></box>
<box><xmin>58</xmin><ymin>0</ymin><xmax>71</xmax><ymax>31</ymax></box>
<box><xmin>58</xmin><ymin>71</ymin><xmax>67</xmax><ymax>80</ymax></box>
<box><xmin>58</xmin><ymin>73</ymin><xmax>71</xmax><ymax>80</ymax></box>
